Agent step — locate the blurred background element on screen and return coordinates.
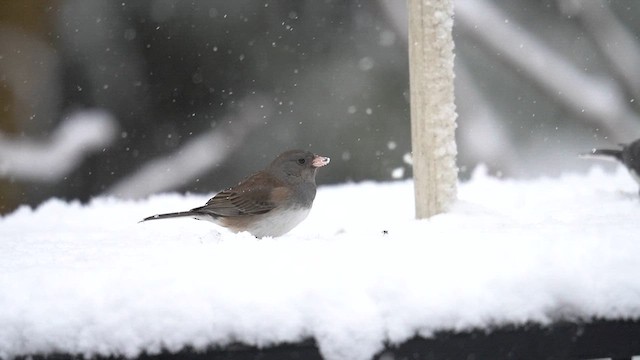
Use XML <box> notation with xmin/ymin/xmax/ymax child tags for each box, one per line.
<box><xmin>1</xmin><ymin>0</ymin><xmax>639</xmax><ymax>214</ymax></box>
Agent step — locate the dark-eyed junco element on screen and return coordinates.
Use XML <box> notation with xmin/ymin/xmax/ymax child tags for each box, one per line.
<box><xmin>582</xmin><ymin>138</ymin><xmax>640</xmax><ymax>191</ymax></box>
<box><xmin>141</xmin><ymin>149</ymin><xmax>330</xmax><ymax>237</ymax></box>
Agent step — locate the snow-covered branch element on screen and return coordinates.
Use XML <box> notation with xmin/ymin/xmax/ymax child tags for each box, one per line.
<box><xmin>104</xmin><ymin>97</ymin><xmax>272</xmax><ymax>199</ymax></box>
<box><xmin>0</xmin><ymin>110</ymin><xmax>117</xmax><ymax>182</ymax></box>
<box><xmin>408</xmin><ymin>0</ymin><xmax>458</xmax><ymax>218</ymax></box>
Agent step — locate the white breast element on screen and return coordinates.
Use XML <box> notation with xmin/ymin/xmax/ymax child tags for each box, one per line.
<box><xmin>244</xmin><ymin>207</ymin><xmax>311</xmax><ymax>238</ymax></box>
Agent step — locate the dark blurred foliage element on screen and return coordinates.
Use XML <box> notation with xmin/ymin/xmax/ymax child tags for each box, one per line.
<box><xmin>56</xmin><ymin>0</ymin><xmax>410</xmax><ymax>190</ymax></box>
<box><xmin>1</xmin><ymin>0</ymin><xmax>639</xmax><ymax>214</ymax></box>
<box><xmin>1</xmin><ymin>0</ymin><xmax>411</xmax><ymax>213</ymax></box>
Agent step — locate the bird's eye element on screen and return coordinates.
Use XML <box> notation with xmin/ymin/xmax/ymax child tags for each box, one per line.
<box><xmin>297</xmin><ymin>158</ymin><xmax>306</xmax><ymax>165</ymax></box>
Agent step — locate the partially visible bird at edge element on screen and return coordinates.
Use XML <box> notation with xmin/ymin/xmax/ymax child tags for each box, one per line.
<box><xmin>581</xmin><ymin>138</ymin><xmax>640</xmax><ymax>194</ymax></box>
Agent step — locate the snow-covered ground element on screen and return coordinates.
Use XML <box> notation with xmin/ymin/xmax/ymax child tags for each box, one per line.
<box><xmin>1</xmin><ymin>165</ymin><xmax>639</xmax><ymax>360</ymax></box>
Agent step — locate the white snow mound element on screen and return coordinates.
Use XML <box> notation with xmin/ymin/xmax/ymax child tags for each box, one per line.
<box><xmin>1</xmin><ymin>165</ymin><xmax>639</xmax><ymax>360</ymax></box>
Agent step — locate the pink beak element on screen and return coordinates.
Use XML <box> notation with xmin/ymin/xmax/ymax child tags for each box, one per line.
<box><xmin>312</xmin><ymin>155</ymin><xmax>330</xmax><ymax>168</ymax></box>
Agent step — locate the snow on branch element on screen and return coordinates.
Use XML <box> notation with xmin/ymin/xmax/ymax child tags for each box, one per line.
<box><xmin>0</xmin><ymin>110</ymin><xmax>117</xmax><ymax>182</ymax></box>
<box><xmin>104</xmin><ymin>97</ymin><xmax>273</xmax><ymax>199</ymax></box>
<box><xmin>408</xmin><ymin>0</ymin><xmax>458</xmax><ymax>218</ymax></box>
<box><xmin>456</xmin><ymin>0</ymin><xmax>640</xmax><ymax>142</ymax></box>
<box><xmin>379</xmin><ymin>0</ymin><xmax>520</xmax><ymax>174</ymax></box>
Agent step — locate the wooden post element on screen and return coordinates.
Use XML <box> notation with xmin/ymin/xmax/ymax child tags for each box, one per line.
<box><xmin>408</xmin><ymin>0</ymin><xmax>458</xmax><ymax>218</ymax></box>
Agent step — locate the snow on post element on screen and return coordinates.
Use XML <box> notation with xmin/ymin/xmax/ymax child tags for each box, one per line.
<box><xmin>408</xmin><ymin>0</ymin><xmax>458</xmax><ymax>218</ymax></box>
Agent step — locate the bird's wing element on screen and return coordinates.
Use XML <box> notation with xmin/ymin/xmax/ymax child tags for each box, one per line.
<box><xmin>194</xmin><ymin>172</ymin><xmax>290</xmax><ymax>217</ymax></box>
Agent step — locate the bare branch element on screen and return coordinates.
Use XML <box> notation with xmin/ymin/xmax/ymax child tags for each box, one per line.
<box><xmin>456</xmin><ymin>0</ymin><xmax>640</xmax><ymax>142</ymax></box>
<box><xmin>559</xmin><ymin>0</ymin><xmax>640</xmax><ymax>100</ymax></box>
<box><xmin>455</xmin><ymin>61</ymin><xmax>521</xmax><ymax>174</ymax></box>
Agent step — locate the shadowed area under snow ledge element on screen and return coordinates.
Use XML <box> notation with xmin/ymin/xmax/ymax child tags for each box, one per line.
<box><xmin>1</xmin><ymin>165</ymin><xmax>639</xmax><ymax>360</ymax></box>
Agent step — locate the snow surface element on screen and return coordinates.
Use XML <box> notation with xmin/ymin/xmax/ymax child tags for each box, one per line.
<box><xmin>1</xmin><ymin>165</ymin><xmax>640</xmax><ymax>360</ymax></box>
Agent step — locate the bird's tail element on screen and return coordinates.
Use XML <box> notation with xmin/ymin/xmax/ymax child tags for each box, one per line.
<box><xmin>139</xmin><ymin>211</ymin><xmax>206</xmax><ymax>223</ymax></box>
<box><xmin>580</xmin><ymin>148</ymin><xmax>624</xmax><ymax>162</ymax></box>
